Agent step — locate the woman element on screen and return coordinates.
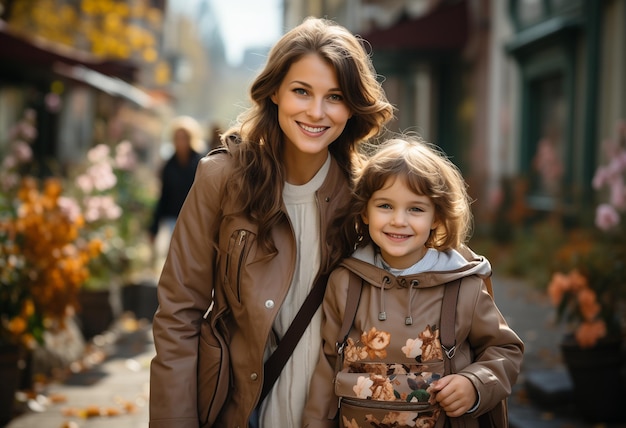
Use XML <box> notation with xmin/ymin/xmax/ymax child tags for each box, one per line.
<box><xmin>149</xmin><ymin>17</ymin><xmax>394</xmax><ymax>428</ymax></box>
<box><xmin>149</xmin><ymin>116</ymin><xmax>204</xmax><ymax>258</ymax></box>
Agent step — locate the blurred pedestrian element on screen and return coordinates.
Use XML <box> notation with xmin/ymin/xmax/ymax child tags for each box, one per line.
<box><xmin>303</xmin><ymin>137</ymin><xmax>524</xmax><ymax>427</ymax></box>
<box><xmin>149</xmin><ymin>17</ymin><xmax>394</xmax><ymax>428</ymax></box>
<box><xmin>148</xmin><ymin>116</ymin><xmax>204</xmax><ymax>258</ymax></box>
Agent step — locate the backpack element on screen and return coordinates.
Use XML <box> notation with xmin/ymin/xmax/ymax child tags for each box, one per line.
<box><xmin>334</xmin><ymin>275</ymin><xmax>507</xmax><ymax>428</ymax></box>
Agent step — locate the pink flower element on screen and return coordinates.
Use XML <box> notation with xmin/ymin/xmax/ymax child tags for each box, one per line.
<box><xmin>0</xmin><ymin>172</ymin><xmax>19</xmax><ymax>192</ymax></box>
<box><xmin>12</xmin><ymin>140</ymin><xmax>33</xmax><ymax>163</ymax></box>
<box><xmin>75</xmin><ymin>174</ymin><xmax>94</xmax><ymax>193</ymax></box>
<box><xmin>609</xmin><ymin>177</ymin><xmax>626</xmax><ymax>209</ymax></box>
<box><xmin>592</xmin><ymin>165</ymin><xmax>609</xmax><ymax>189</ymax></box>
<box><xmin>45</xmin><ymin>93</ymin><xmax>62</xmax><ymax>113</ymax></box>
<box><xmin>87</xmin><ymin>144</ymin><xmax>111</xmax><ymax>164</ymax></box>
<box><xmin>18</xmin><ymin>122</ymin><xmax>37</xmax><ymax>141</ymax></box>
<box><xmin>533</xmin><ymin>138</ymin><xmax>564</xmax><ymax>192</ymax></box>
<box><xmin>595</xmin><ymin>204</ymin><xmax>620</xmax><ymax>231</ymax></box>
<box><xmin>87</xmin><ymin>162</ymin><xmax>117</xmax><ymax>191</ymax></box>
<box><xmin>115</xmin><ymin>141</ymin><xmax>137</xmax><ymax>170</ymax></box>
<box><xmin>2</xmin><ymin>154</ymin><xmax>17</xmax><ymax>170</ymax></box>
<box><xmin>58</xmin><ymin>196</ymin><xmax>81</xmax><ymax>223</ymax></box>
<box><xmin>84</xmin><ymin>196</ymin><xmax>122</xmax><ymax>222</ymax></box>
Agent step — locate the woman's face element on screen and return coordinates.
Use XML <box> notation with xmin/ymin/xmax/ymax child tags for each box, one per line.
<box><xmin>271</xmin><ymin>54</ymin><xmax>352</xmax><ymax>162</ymax></box>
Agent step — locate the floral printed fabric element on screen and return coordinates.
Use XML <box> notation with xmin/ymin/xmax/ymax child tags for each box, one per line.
<box><xmin>335</xmin><ymin>325</ymin><xmax>445</xmax><ymax>428</ymax></box>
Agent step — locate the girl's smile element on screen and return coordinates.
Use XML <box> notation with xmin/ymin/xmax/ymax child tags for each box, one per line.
<box><xmin>362</xmin><ymin>177</ymin><xmax>438</xmax><ymax>269</ymax></box>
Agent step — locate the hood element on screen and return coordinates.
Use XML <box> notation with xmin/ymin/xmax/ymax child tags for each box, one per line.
<box><xmin>342</xmin><ymin>244</ymin><xmax>491</xmax><ymax>289</ymax></box>
<box><xmin>340</xmin><ymin>244</ymin><xmax>492</xmax><ymax>325</ymax></box>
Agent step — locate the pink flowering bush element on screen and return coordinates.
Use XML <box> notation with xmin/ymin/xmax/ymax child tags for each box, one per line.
<box><xmin>65</xmin><ymin>142</ymin><xmax>153</xmax><ymax>290</ymax></box>
<box><xmin>592</xmin><ymin>120</ymin><xmax>626</xmax><ymax>231</ymax></box>
<box><xmin>548</xmin><ymin>120</ymin><xmax>626</xmax><ymax>348</ymax></box>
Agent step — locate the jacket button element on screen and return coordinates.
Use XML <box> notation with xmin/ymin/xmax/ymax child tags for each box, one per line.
<box><xmin>264</xmin><ymin>300</ymin><xmax>274</xmax><ymax>309</ymax></box>
<box><xmin>250</xmin><ymin>372</ymin><xmax>258</xmax><ymax>381</ymax></box>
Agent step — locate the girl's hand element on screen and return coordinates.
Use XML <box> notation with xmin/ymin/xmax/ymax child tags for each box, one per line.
<box><xmin>428</xmin><ymin>374</ymin><xmax>477</xmax><ymax>417</ymax></box>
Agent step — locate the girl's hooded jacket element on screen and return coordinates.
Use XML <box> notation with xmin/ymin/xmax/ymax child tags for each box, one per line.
<box><xmin>303</xmin><ymin>245</ymin><xmax>524</xmax><ymax>428</ymax></box>
<box><xmin>149</xmin><ymin>148</ymin><xmax>352</xmax><ymax>428</ymax></box>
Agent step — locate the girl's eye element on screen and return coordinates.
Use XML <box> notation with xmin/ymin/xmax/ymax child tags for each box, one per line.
<box><xmin>409</xmin><ymin>207</ymin><xmax>424</xmax><ymax>213</ymax></box>
<box><xmin>378</xmin><ymin>203</ymin><xmax>391</xmax><ymax>209</ymax></box>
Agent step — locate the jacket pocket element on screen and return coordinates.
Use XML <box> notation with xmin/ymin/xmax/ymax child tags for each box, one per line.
<box><xmin>334</xmin><ymin>362</ymin><xmax>445</xmax><ymax>427</ymax></box>
<box><xmin>197</xmin><ymin>311</ymin><xmax>231</xmax><ymax>426</ymax></box>
<box><xmin>223</xmin><ymin>229</ymin><xmax>255</xmax><ymax>302</ymax></box>
<box><xmin>338</xmin><ymin>397</ymin><xmax>440</xmax><ymax>428</ymax></box>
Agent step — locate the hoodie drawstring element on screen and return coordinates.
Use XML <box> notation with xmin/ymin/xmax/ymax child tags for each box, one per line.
<box><xmin>405</xmin><ymin>279</ymin><xmax>419</xmax><ymax>325</ymax></box>
<box><xmin>378</xmin><ymin>276</ymin><xmax>390</xmax><ymax>321</ymax></box>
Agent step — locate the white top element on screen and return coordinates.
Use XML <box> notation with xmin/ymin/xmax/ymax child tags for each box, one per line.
<box><xmin>259</xmin><ymin>154</ymin><xmax>331</xmax><ymax>427</ymax></box>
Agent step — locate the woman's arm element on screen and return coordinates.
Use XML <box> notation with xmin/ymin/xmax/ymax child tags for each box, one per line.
<box><xmin>149</xmin><ymin>154</ymin><xmax>230</xmax><ymax>428</ymax></box>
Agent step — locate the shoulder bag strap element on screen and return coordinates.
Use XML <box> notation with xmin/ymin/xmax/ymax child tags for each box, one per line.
<box><xmin>259</xmin><ymin>272</ymin><xmax>330</xmax><ymax>403</ymax></box>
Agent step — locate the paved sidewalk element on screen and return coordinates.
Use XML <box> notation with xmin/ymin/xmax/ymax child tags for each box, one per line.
<box><xmin>4</xmin><ymin>275</ymin><xmax>626</xmax><ymax>428</ymax></box>
<box><xmin>5</xmin><ymin>316</ymin><xmax>153</xmax><ymax>428</ymax></box>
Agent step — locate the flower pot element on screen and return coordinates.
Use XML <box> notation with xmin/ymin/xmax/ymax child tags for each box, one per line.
<box><xmin>0</xmin><ymin>344</ymin><xmax>20</xmax><ymax>425</ymax></box>
<box><xmin>560</xmin><ymin>336</ymin><xmax>626</xmax><ymax>423</ymax></box>
<box><xmin>122</xmin><ymin>280</ymin><xmax>158</xmax><ymax>321</ymax></box>
<box><xmin>76</xmin><ymin>289</ymin><xmax>115</xmax><ymax>340</ymax></box>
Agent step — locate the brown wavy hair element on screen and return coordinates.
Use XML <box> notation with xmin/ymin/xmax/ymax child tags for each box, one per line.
<box><xmin>223</xmin><ymin>17</ymin><xmax>394</xmax><ymax>252</ymax></box>
<box><xmin>345</xmin><ymin>137</ymin><xmax>473</xmax><ymax>254</ymax></box>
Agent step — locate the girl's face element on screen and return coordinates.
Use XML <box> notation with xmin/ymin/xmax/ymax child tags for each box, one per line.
<box><xmin>271</xmin><ymin>53</ymin><xmax>351</xmax><ymax>165</ymax></box>
<box><xmin>362</xmin><ymin>177</ymin><xmax>439</xmax><ymax>269</ymax></box>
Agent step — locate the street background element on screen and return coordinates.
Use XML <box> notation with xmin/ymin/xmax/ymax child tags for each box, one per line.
<box><xmin>1</xmin><ymin>1</ymin><xmax>626</xmax><ymax>427</ymax></box>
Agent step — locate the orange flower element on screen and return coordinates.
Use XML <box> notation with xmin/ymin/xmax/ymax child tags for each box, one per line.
<box><xmin>567</xmin><ymin>269</ymin><xmax>588</xmax><ymax>292</ymax></box>
<box><xmin>7</xmin><ymin>316</ymin><xmax>27</xmax><ymax>336</ymax></box>
<box><xmin>575</xmin><ymin>320</ymin><xmax>607</xmax><ymax>348</ymax></box>
<box><xmin>547</xmin><ymin>272</ymin><xmax>569</xmax><ymax>306</ymax></box>
<box><xmin>577</xmin><ymin>288</ymin><xmax>600</xmax><ymax>321</ymax></box>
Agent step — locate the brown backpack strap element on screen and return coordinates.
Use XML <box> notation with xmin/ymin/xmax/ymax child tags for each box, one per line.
<box><xmin>327</xmin><ymin>274</ymin><xmax>363</xmax><ymax>419</ymax></box>
<box><xmin>335</xmin><ymin>275</ymin><xmax>363</xmax><ymax>367</ymax></box>
<box><xmin>440</xmin><ymin>278</ymin><xmax>461</xmax><ymax>375</ymax></box>
<box><xmin>434</xmin><ymin>278</ymin><xmax>462</xmax><ymax>428</ymax></box>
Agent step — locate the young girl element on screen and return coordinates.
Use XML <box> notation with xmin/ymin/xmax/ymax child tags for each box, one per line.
<box><xmin>303</xmin><ymin>137</ymin><xmax>524</xmax><ymax>428</ymax></box>
<box><xmin>149</xmin><ymin>17</ymin><xmax>395</xmax><ymax>428</ymax></box>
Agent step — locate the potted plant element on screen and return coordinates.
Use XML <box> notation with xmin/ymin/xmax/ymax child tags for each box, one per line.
<box><xmin>0</xmin><ymin>110</ymin><xmax>102</xmax><ymax>423</ymax></box>
<box><xmin>546</xmin><ymin>120</ymin><xmax>626</xmax><ymax>423</ymax></box>
<box><xmin>66</xmin><ymin>141</ymin><xmax>155</xmax><ymax>337</ymax></box>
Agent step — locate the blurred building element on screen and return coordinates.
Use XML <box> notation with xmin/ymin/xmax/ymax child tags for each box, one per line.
<box><xmin>0</xmin><ymin>0</ymin><xmax>169</xmax><ymax>171</ymax></box>
<box><xmin>283</xmin><ymin>0</ymin><xmax>626</xmax><ymax>229</ymax></box>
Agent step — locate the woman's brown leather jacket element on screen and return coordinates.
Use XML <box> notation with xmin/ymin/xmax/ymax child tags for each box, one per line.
<box><xmin>149</xmin><ymin>149</ymin><xmax>351</xmax><ymax>428</ymax></box>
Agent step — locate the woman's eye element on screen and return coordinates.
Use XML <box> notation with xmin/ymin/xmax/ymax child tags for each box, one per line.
<box><xmin>328</xmin><ymin>94</ymin><xmax>344</xmax><ymax>101</ymax></box>
<box><xmin>293</xmin><ymin>88</ymin><xmax>308</xmax><ymax>95</ymax></box>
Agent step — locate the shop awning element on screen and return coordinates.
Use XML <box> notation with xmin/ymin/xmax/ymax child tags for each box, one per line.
<box><xmin>362</xmin><ymin>0</ymin><xmax>469</xmax><ymax>53</ymax></box>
